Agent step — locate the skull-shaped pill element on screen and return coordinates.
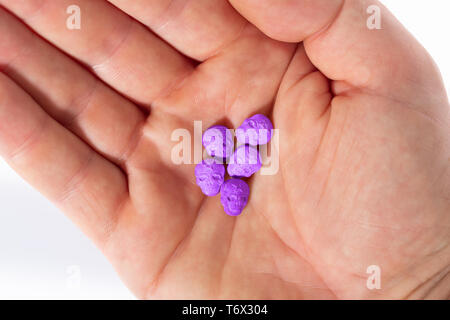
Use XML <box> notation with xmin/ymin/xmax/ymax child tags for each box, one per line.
<box><xmin>202</xmin><ymin>125</ymin><xmax>234</xmax><ymax>160</ymax></box>
<box><xmin>227</xmin><ymin>145</ymin><xmax>262</xmax><ymax>178</ymax></box>
<box><xmin>236</xmin><ymin>114</ymin><xmax>273</xmax><ymax>146</ymax></box>
<box><xmin>220</xmin><ymin>178</ymin><xmax>250</xmax><ymax>216</ymax></box>
<box><xmin>195</xmin><ymin>159</ymin><xmax>225</xmax><ymax>196</ymax></box>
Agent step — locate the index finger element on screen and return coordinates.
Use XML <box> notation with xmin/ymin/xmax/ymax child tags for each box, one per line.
<box><xmin>0</xmin><ymin>0</ymin><xmax>194</xmax><ymax>106</ymax></box>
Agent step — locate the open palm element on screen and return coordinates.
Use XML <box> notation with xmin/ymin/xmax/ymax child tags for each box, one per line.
<box><xmin>0</xmin><ymin>0</ymin><xmax>448</xmax><ymax>299</ymax></box>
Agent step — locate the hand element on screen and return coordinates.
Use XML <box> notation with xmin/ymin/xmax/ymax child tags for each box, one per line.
<box><xmin>0</xmin><ymin>0</ymin><xmax>448</xmax><ymax>299</ymax></box>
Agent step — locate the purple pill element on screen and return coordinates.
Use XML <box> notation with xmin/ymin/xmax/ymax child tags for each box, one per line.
<box><xmin>227</xmin><ymin>145</ymin><xmax>262</xmax><ymax>178</ymax></box>
<box><xmin>202</xmin><ymin>125</ymin><xmax>233</xmax><ymax>160</ymax></box>
<box><xmin>236</xmin><ymin>114</ymin><xmax>273</xmax><ymax>146</ymax></box>
<box><xmin>195</xmin><ymin>158</ymin><xmax>225</xmax><ymax>196</ymax></box>
<box><xmin>220</xmin><ymin>179</ymin><xmax>250</xmax><ymax>216</ymax></box>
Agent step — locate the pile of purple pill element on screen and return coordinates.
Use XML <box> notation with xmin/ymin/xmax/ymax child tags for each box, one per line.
<box><xmin>195</xmin><ymin>114</ymin><xmax>273</xmax><ymax>216</ymax></box>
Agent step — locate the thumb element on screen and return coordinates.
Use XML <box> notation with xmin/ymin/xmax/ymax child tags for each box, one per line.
<box><xmin>229</xmin><ymin>0</ymin><xmax>448</xmax><ymax>110</ymax></box>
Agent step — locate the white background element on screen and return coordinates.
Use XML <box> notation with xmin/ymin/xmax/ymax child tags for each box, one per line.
<box><xmin>0</xmin><ymin>0</ymin><xmax>449</xmax><ymax>299</ymax></box>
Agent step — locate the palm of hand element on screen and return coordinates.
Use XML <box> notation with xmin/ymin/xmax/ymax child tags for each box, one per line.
<box><xmin>0</xmin><ymin>0</ymin><xmax>448</xmax><ymax>299</ymax></box>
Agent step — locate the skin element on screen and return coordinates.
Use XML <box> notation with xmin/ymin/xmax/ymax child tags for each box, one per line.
<box><xmin>0</xmin><ymin>0</ymin><xmax>448</xmax><ymax>299</ymax></box>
